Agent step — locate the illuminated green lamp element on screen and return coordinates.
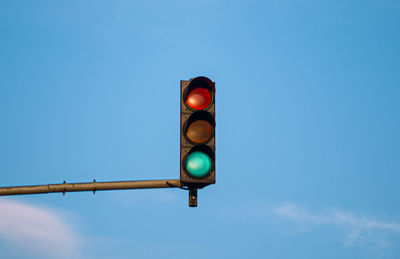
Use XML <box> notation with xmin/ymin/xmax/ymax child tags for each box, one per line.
<box><xmin>185</xmin><ymin>151</ymin><xmax>212</xmax><ymax>178</ymax></box>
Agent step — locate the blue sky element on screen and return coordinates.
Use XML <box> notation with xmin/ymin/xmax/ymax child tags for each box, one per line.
<box><xmin>0</xmin><ymin>0</ymin><xmax>400</xmax><ymax>258</ymax></box>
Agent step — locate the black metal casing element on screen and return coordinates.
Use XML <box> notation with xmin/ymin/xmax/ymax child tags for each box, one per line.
<box><xmin>180</xmin><ymin>76</ymin><xmax>215</xmax><ymax>188</ymax></box>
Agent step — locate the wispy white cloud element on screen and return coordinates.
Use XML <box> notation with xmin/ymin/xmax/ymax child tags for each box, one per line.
<box><xmin>271</xmin><ymin>202</ymin><xmax>400</xmax><ymax>249</ymax></box>
<box><xmin>0</xmin><ymin>199</ymin><xmax>81</xmax><ymax>259</ymax></box>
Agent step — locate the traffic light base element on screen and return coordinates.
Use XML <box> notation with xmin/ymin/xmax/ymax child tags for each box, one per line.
<box><xmin>189</xmin><ymin>188</ymin><xmax>198</xmax><ymax>207</ymax></box>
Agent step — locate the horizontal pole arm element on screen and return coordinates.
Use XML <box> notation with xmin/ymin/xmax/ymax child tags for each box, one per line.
<box><xmin>0</xmin><ymin>179</ymin><xmax>182</xmax><ymax>196</ymax></box>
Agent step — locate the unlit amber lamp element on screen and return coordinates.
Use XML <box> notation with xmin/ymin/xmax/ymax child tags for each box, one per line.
<box><xmin>186</xmin><ymin>120</ymin><xmax>213</xmax><ymax>144</ymax></box>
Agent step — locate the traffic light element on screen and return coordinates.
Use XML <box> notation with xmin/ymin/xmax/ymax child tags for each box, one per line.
<box><xmin>180</xmin><ymin>76</ymin><xmax>215</xmax><ymax>189</ymax></box>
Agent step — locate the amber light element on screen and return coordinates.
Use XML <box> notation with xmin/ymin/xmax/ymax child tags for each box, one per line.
<box><xmin>185</xmin><ymin>88</ymin><xmax>212</xmax><ymax>110</ymax></box>
<box><xmin>186</xmin><ymin>120</ymin><xmax>213</xmax><ymax>144</ymax></box>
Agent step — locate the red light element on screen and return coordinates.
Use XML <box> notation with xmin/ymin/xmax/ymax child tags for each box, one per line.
<box><xmin>185</xmin><ymin>88</ymin><xmax>212</xmax><ymax>110</ymax></box>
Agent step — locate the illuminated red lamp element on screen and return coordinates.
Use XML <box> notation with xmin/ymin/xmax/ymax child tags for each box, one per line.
<box><xmin>185</xmin><ymin>87</ymin><xmax>212</xmax><ymax>110</ymax></box>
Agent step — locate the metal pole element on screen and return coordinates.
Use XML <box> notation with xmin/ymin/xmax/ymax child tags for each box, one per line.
<box><xmin>0</xmin><ymin>179</ymin><xmax>182</xmax><ymax>196</ymax></box>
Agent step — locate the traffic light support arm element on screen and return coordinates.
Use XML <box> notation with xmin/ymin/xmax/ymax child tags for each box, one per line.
<box><xmin>0</xmin><ymin>179</ymin><xmax>182</xmax><ymax>196</ymax></box>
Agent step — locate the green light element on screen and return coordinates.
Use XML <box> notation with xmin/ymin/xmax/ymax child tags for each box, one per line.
<box><xmin>185</xmin><ymin>151</ymin><xmax>212</xmax><ymax>178</ymax></box>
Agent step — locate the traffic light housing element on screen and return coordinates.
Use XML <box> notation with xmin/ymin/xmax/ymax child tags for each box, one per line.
<box><xmin>180</xmin><ymin>76</ymin><xmax>215</xmax><ymax>189</ymax></box>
